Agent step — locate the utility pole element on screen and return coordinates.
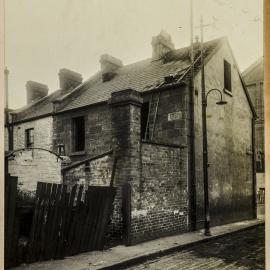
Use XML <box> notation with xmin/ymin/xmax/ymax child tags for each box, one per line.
<box><xmin>188</xmin><ymin>0</ymin><xmax>196</xmax><ymax>231</ymax></box>
<box><xmin>199</xmin><ymin>16</ymin><xmax>211</xmax><ymax>236</ymax></box>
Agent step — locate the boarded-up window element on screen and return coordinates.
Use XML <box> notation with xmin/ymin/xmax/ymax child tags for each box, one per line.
<box><xmin>72</xmin><ymin>116</ymin><xmax>85</xmax><ymax>151</ymax></box>
<box><xmin>25</xmin><ymin>128</ymin><xmax>34</xmax><ymax>148</ymax></box>
<box><xmin>141</xmin><ymin>102</ymin><xmax>150</xmax><ymax>139</ymax></box>
<box><xmin>224</xmin><ymin>60</ymin><xmax>232</xmax><ymax>92</ymax></box>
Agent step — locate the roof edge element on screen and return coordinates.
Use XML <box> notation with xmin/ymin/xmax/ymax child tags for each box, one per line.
<box><xmin>225</xmin><ymin>40</ymin><xmax>257</xmax><ymax>118</ymax></box>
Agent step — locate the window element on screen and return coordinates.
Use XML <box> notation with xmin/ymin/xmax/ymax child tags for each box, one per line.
<box><xmin>141</xmin><ymin>102</ymin><xmax>150</xmax><ymax>140</ymax></box>
<box><xmin>256</xmin><ymin>151</ymin><xmax>265</xmax><ymax>173</ymax></box>
<box><xmin>257</xmin><ymin>188</ymin><xmax>265</xmax><ymax>204</ymax></box>
<box><xmin>72</xmin><ymin>116</ymin><xmax>85</xmax><ymax>152</ymax></box>
<box><xmin>224</xmin><ymin>60</ymin><xmax>232</xmax><ymax>92</ymax></box>
<box><xmin>25</xmin><ymin>128</ymin><xmax>34</xmax><ymax>148</ymax></box>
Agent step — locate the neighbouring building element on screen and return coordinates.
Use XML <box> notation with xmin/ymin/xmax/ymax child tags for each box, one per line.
<box><xmin>242</xmin><ymin>57</ymin><xmax>265</xmax><ymax>217</ymax></box>
<box><xmin>5</xmin><ymin>31</ymin><xmax>257</xmax><ymax>245</ymax></box>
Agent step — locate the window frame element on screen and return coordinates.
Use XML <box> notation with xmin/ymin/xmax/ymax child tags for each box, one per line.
<box><xmin>72</xmin><ymin>116</ymin><xmax>85</xmax><ymax>152</ymax></box>
<box><xmin>25</xmin><ymin>128</ymin><xmax>34</xmax><ymax>148</ymax></box>
<box><xmin>224</xmin><ymin>59</ymin><xmax>232</xmax><ymax>94</ymax></box>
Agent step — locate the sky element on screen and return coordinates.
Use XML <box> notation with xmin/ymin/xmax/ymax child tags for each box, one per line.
<box><xmin>5</xmin><ymin>0</ymin><xmax>263</xmax><ymax>109</ymax></box>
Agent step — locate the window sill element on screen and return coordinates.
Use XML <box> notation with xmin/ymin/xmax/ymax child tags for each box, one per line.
<box><xmin>70</xmin><ymin>151</ymin><xmax>86</xmax><ymax>156</ymax></box>
<box><xmin>223</xmin><ymin>88</ymin><xmax>233</xmax><ymax>97</ymax></box>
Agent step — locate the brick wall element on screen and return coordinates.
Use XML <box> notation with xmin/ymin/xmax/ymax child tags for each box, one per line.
<box><xmin>8</xmin><ymin>117</ymin><xmax>62</xmax><ymax>191</ymax></box>
<box><xmin>63</xmin><ymin>155</ymin><xmax>113</xmax><ymax>187</ymax></box>
<box><xmin>194</xmin><ymin>41</ymin><xmax>254</xmax><ymax>226</ymax></box>
<box><xmin>130</xmin><ymin>142</ymin><xmax>188</xmax><ymax>244</ymax></box>
<box><xmin>142</xmin><ymin>86</ymin><xmax>189</xmax><ymax>146</ymax></box>
<box><xmin>54</xmin><ymin>104</ymin><xmax>124</xmax><ymax>244</ymax></box>
<box><xmin>54</xmin><ymin>88</ymin><xmax>190</xmax><ymax>245</ymax></box>
<box><xmin>53</xmin><ymin>104</ymin><xmax>112</xmax><ymax>162</ymax></box>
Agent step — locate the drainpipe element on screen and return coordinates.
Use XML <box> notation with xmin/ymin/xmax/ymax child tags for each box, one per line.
<box><xmin>251</xmin><ymin>117</ymin><xmax>257</xmax><ymax>219</ymax></box>
<box><xmin>4</xmin><ymin>67</ymin><xmax>13</xmax><ymax>151</ymax></box>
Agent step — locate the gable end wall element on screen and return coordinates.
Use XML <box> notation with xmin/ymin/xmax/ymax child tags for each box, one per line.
<box><xmin>194</xmin><ymin>41</ymin><xmax>254</xmax><ymax>227</ymax></box>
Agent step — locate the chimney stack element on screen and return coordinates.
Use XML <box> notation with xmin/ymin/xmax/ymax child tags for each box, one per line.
<box><xmin>58</xmin><ymin>68</ymin><xmax>83</xmax><ymax>90</ymax></box>
<box><xmin>99</xmin><ymin>54</ymin><xmax>123</xmax><ymax>82</ymax></box>
<box><xmin>26</xmin><ymin>81</ymin><xmax>49</xmax><ymax>105</ymax></box>
<box><xmin>151</xmin><ymin>30</ymin><xmax>175</xmax><ymax>60</ymax></box>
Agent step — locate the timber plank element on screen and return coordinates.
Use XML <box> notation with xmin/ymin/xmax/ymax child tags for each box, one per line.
<box><xmin>43</xmin><ymin>183</ymin><xmax>57</xmax><ymax>260</ymax></box>
<box><xmin>48</xmin><ymin>184</ymin><xmax>62</xmax><ymax>259</ymax></box>
<box><xmin>64</xmin><ymin>185</ymin><xmax>77</xmax><ymax>254</ymax></box>
<box><xmin>68</xmin><ymin>185</ymin><xmax>83</xmax><ymax>255</ymax></box>
<box><xmin>40</xmin><ymin>183</ymin><xmax>52</xmax><ymax>261</ymax></box>
<box><xmin>88</xmin><ymin>187</ymin><xmax>104</xmax><ymax>251</ymax></box>
<box><xmin>55</xmin><ymin>184</ymin><xmax>67</xmax><ymax>259</ymax></box>
<box><xmin>96</xmin><ymin>188</ymin><xmax>116</xmax><ymax>250</ymax></box>
<box><xmin>33</xmin><ymin>182</ymin><xmax>47</xmax><ymax>261</ymax></box>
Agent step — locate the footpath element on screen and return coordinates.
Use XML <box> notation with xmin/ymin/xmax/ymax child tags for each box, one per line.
<box><xmin>12</xmin><ymin>218</ymin><xmax>264</xmax><ymax>270</ymax></box>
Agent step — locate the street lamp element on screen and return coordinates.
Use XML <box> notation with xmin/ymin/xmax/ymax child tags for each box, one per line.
<box><xmin>202</xmin><ymin>88</ymin><xmax>227</xmax><ymax>236</ymax></box>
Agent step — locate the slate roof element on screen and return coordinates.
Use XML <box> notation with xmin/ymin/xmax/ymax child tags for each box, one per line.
<box><xmin>12</xmin><ymin>37</ymin><xmax>225</xmax><ymax>122</ymax></box>
<box><xmin>12</xmin><ymin>89</ymin><xmax>67</xmax><ymax>122</ymax></box>
<box><xmin>242</xmin><ymin>57</ymin><xmax>264</xmax><ymax>84</ymax></box>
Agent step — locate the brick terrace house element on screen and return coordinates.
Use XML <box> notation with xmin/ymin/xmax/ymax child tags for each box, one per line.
<box><xmin>242</xmin><ymin>57</ymin><xmax>265</xmax><ymax>216</ymax></box>
<box><xmin>6</xmin><ymin>31</ymin><xmax>257</xmax><ymax>245</ymax></box>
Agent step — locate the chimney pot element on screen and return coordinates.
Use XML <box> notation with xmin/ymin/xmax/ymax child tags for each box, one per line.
<box><xmin>58</xmin><ymin>68</ymin><xmax>83</xmax><ymax>90</ymax></box>
<box><xmin>151</xmin><ymin>30</ymin><xmax>175</xmax><ymax>60</ymax></box>
<box><xmin>100</xmin><ymin>54</ymin><xmax>123</xmax><ymax>82</ymax></box>
<box><xmin>26</xmin><ymin>81</ymin><xmax>49</xmax><ymax>105</ymax></box>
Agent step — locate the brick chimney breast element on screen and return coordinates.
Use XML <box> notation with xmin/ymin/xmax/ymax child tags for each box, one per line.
<box><xmin>100</xmin><ymin>54</ymin><xmax>123</xmax><ymax>82</ymax></box>
<box><xmin>26</xmin><ymin>81</ymin><xmax>49</xmax><ymax>105</ymax></box>
<box><xmin>58</xmin><ymin>68</ymin><xmax>83</xmax><ymax>91</ymax></box>
<box><xmin>151</xmin><ymin>30</ymin><xmax>175</xmax><ymax>60</ymax></box>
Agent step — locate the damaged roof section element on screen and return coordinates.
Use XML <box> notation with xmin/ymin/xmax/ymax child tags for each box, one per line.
<box><xmin>58</xmin><ymin>37</ymin><xmax>225</xmax><ymax>112</ymax></box>
<box><xmin>11</xmin><ymin>35</ymin><xmax>225</xmax><ymax>123</ymax></box>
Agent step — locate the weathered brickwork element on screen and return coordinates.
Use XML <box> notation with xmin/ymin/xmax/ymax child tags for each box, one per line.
<box><xmin>6</xmin><ymin>36</ymin><xmax>256</xmax><ymax>249</ymax></box>
<box><xmin>142</xmin><ymin>86</ymin><xmax>189</xmax><ymax>146</ymax></box>
<box><xmin>53</xmin><ymin>104</ymin><xmax>112</xmax><ymax>162</ymax></box>
<box><xmin>54</xmin><ymin>103</ymin><xmax>126</xmax><ymax>244</ymax></box>
<box><xmin>13</xmin><ymin>117</ymin><xmax>54</xmax><ymax>150</ymax></box>
<box><xmin>8</xmin><ymin>150</ymin><xmax>62</xmax><ymax>191</ymax></box>
<box><xmin>8</xmin><ymin>117</ymin><xmax>62</xmax><ymax>191</ymax></box>
<box><xmin>110</xmin><ymin>90</ymin><xmax>144</xmax><ymax>245</ymax></box>
<box><xmin>194</xmin><ymin>42</ymin><xmax>254</xmax><ymax>226</ymax></box>
<box><xmin>63</xmin><ymin>155</ymin><xmax>113</xmax><ymax>186</ymax></box>
<box><xmin>52</xmin><ymin>88</ymin><xmax>190</xmax><ymax>245</ymax></box>
<box><xmin>130</xmin><ymin>142</ymin><xmax>188</xmax><ymax>244</ymax></box>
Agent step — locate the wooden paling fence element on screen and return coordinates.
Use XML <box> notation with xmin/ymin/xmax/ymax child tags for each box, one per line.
<box><xmin>5</xmin><ymin>175</ymin><xmax>20</xmax><ymax>268</ymax></box>
<box><xmin>26</xmin><ymin>182</ymin><xmax>116</xmax><ymax>263</ymax></box>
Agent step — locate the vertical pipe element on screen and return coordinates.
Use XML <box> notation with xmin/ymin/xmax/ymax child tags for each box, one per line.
<box><xmin>200</xmin><ymin>16</ymin><xmax>211</xmax><ymax>236</ymax></box>
<box><xmin>252</xmin><ymin>117</ymin><xmax>257</xmax><ymax>219</ymax></box>
<box><xmin>188</xmin><ymin>0</ymin><xmax>196</xmax><ymax>231</ymax></box>
<box><xmin>4</xmin><ymin>67</ymin><xmax>9</xmax><ymax>125</ymax></box>
<box><xmin>5</xmin><ymin>68</ymin><xmax>13</xmax><ymax>151</ymax></box>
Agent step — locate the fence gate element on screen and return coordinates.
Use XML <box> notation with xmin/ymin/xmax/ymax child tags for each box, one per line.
<box><xmin>27</xmin><ymin>182</ymin><xmax>116</xmax><ymax>263</ymax></box>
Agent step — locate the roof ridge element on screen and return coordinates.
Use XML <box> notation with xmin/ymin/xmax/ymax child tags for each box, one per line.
<box><xmin>12</xmin><ymin>36</ymin><xmax>226</xmax><ymax>121</ymax></box>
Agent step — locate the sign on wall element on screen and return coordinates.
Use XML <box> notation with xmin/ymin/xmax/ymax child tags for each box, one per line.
<box><xmin>168</xmin><ymin>111</ymin><xmax>182</xmax><ymax>121</ymax></box>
